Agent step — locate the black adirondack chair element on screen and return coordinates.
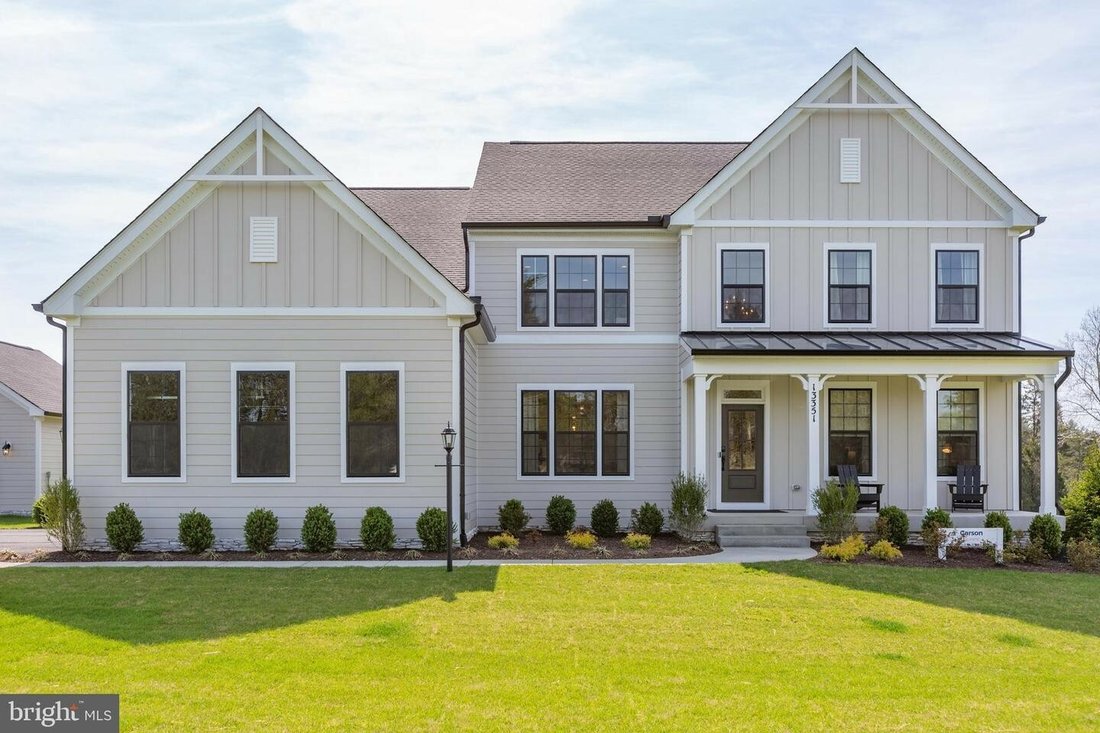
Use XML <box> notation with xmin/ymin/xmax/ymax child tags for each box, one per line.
<box><xmin>837</xmin><ymin>464</ymin><xmax>883</xmax><ymax>512</ymax></box>
<box><xmin>948</xmin><ymin>463</ymin><xmax>987</xmax><ymax>511</ymax></box>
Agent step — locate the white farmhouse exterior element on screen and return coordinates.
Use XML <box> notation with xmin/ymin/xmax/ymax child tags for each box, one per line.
<box><xmin>38</xmin><ymin>49</ymin><xmax>1070</xmax><ymax>548</ymax></box>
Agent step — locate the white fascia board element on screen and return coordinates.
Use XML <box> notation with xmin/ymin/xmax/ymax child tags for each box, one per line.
<box><xmin>0</xmin><ymin>383</ymin><xmax>44</xmax><ymax>417</ymax></box>
<box><xmin>687</xmin><ymin>354</ymin><xmax>1065</xmax><ymax>377</ymax></box>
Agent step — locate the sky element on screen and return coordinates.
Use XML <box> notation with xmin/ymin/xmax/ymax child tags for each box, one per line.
<box><xmin>1</xmin><ymin>0</ymin><xmax>1098</xmax><ymax>361</ymax></box>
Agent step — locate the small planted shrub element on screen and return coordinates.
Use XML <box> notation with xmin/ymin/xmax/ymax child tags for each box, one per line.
<box><xmin>1063</xmin><ymin>445</ymin><xmax>1100</xmax><ymax>540</ymax></box>
<box><xmin>590</xmin><ymin>499</ymin><xmax>620</xmax><ymax>537</ymax></box>
<box><xmin>868</xmin><ymin>539</ymin><xmax>902</xmax><ymax>562</ymax></box>
<box><xmin>545</xmin><ymin>495</ymin><xmax>576</xmax><ymax>534</ymax></box>
<box><xmin>983</xmin><ymin>511</ymin><xmax>1014</xmax><ymax>542</ymax></box>
<box><xmin>105</xmin><ymin>502</ymin><xmax>144</xmax><ymax>553</ymax></box>
<box><xmin>301</xmin><ymin>504</ymin><xmax>337</xmax><ymax>553</ymax></box>
<box><xmin>38</xmin><ymin>479</ymin><xmax>86</xmax><ymax>553</ymax></box>
<box><xmin>31</xmin><ymin>496</ymin><xmax>47</xmax><ymax>526</ymax></box>
<box><xmin>820</xmin><ymin>534</ymin><xmax>867</xmax><ymax>562</ymax></box>
<box><xmin>1028</xmin><ymin>513</ymin><xmax>1063</xmax><ymax>560</ymax></box>
<box><xmin>565</xmin><ymin>529</ymin><xmax>598</xmax><ymax>550</ymax></box>
<box><xmin>875</xmin><ymin>506</ymin><xmax>909</xmax><ymax>547</ymax></box>
<box><xmin>813</xmin><ymin>480</ymin><xmax>857</xmax><ymax>544</ymax></box>
<box><xmin>178</xmin><ymin>509</ymin><xmax>214</xmax><ymax>554</ymax></box>
<box><xmin>488</xmin><ymin>533</ymin><xmax>519</xmax><ymax>550</ymax></box>
<box><xmin>360</xmin><ymin>506</ymin><xmax>396</xmax><ymax>551</ymax></box>
<box><xmin>921</xmin><ymin>507</ymin><xmax>953</xmax><ymax>531</ymax></box>
<box><xmin>622</xmin><ymin>532</ymin><xmax>651</xmax><ymax>551</ymax></box>
<box><xmin>631</xmin><ymin>502</ymin><xmax>664</xmax><ymax>536</ymax></box>
<box><xmin>669</xmin><ymin>472</ymin><xmax>708</xmax><ymax>538</ymax></box>
<box><xmin>244</xmin><ymin>507</ymin><xmax>279</xmax><ymax>553</ymax></box>
<box><xmin>497</xmin><ymin>498</ymin><xmax>530</xmax><ymax>535</ymax></box>
<box><xmin>416</xmin><ymin>507</ymin><xmax>452</xmax><ymax>552</ymax></box>
<box><xmin>1066</xmin><ymin>538</ymin><xmax>1100</xmax><ymax>572</ymax></box>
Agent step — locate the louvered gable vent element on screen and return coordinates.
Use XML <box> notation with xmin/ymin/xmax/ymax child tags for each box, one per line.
<box><xmin>839</xmin><ymin>138</ymin><xmax>861</xmax><ymax>183</ymax></box>
<box><xmin>249</xmin><ymin>216</ymin><xmax>278</xmax><ymax>263</ymax></box>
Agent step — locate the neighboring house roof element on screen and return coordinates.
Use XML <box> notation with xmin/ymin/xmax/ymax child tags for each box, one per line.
<box><xmin>682</xmin><ymin>331</ymin><xmax>1074</xmax><ymax>357</ymax></box>
<box><xmin>353</xmin><ymin>187</ymin><xmax>471</xmax><ymax>291</ymax></box>
<box><xmin>465</xmin><ymin>142</ymin><xmax>747</xmax><ymax>225</ymax></box>
<box><xmin>0</xmin><ymin>341</ymin><xmax>62</xmax><ymax>415</ymax></box>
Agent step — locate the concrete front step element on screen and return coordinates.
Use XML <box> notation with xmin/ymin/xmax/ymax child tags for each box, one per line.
<box><xmin>716</xmin><ymin>524</ymin><xmax>808</xmax><ymax>537</ymax></box>
<box><xmin>717</xmin><ymin>535</ymin><xmax>812</xmax><ymax>548</ymax></box>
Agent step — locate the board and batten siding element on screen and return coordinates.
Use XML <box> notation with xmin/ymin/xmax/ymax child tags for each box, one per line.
<box><xmin>475</xmin><ymin>344</ymin><xmax>680</xmax><ymax>528</ymax></box>
<box><xmin>0</xmin><ymin>396</ymin><xmax>37</xmax><ymax>512</ymax></box>
<box><xmin>71</xmin><ymin>316</ymin><xmax>455</xmax><ymax>544</ymax></box>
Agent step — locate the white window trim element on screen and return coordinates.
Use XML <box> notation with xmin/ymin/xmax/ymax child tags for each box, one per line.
<box><xmin>714</xmin><ymin>242</ymin><xmax>770</xmax><ymax>330</ymax></box>
<box><xmin>516</xmin><ymin>383</ymin><xmax>635</xmax><ymax>480</ymax></box>
<box><xmin>340</xmin><ymin>362</ymin><xmax>406</xmax><ymax>484</ymax></box>
<box><xmin>231</xmin><ymin>362</ymin><xmax>296</xmax><ymax>483</ymax></box>
<box><xmin>823</xmin><ymin>380</ymin><xmax>880</xmax><ymax>482</ymax></box>
<box><xmin>515</xmin><ymin>248</ymin><xmax>636</xmax><ymax>332</ymax></box>
<box><xmin>930</xmin><ymin>242</ymin><xmax>985</xmax><ymax>329</ymax></box>
<box><xmin>823</xmin><ymin>242</ymin><xmax>877</xmax><ymax>329</ymax></box>
<box><xmin>936</xmin><ymin>380</ymin><xmax>986</xmax><ymax>481</ymax></box>
<box><xmin>714</xmin><ymin>379</ymin><xmax>770</xmax><ymax>510</ymax></box>
<box><xmin>120</xmin><ymin>362</ymin><xmax>187</xmax><ymax>484</ymax></box>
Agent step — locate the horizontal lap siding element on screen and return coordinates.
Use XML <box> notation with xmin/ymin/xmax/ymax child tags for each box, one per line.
<box><xmin>463</xmin><ymin>337</ymin><xmax>478</xmax><ymax>535</ymax></box>
<box><xmin>40</xmin><ymin>416</ymin><xmax>62</xmax><ymax>493</ymax></box>
<box><xmin>0</xmin><ymin>397</ymin><xmax>36</xmax><ymax>512</ymax></box>
<box><xmin>476</xmin><ymin>344</ymin><xmax>680</xmax><ymax>528</ymax></box>
<box><xmin>72</xmin><ymin>316</ymin><xmax>454</xmax><ymax>543</ymax></box>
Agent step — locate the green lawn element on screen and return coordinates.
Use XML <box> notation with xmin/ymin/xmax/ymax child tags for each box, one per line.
<box><xmin>0</xmin><ymin>514</ymin><xmax>37</xmax><ymax>529</ymax></box>
<box><xmin>1</xmin><ymin>563</ymin><xmax>1098</xmax><ymax>731</ymax></box>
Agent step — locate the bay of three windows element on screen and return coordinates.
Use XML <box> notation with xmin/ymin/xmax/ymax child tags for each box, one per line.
<box><xmin>520</xmin><ymin>388</ymin><xmax>631</xmax><ymax>478</ymax></box>
<box><xmin>521</xmin><ymin>253</ymin><xmax>631</xmax><ymax>327</ymax></box>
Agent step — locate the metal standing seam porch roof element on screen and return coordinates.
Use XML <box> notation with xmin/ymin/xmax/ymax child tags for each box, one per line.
<box><xmin>681</xmin><ymin>331</ymin><xmax>1073</xmax><ymax>358</ymax></box>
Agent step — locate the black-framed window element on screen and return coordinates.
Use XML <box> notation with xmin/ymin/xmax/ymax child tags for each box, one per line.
<box><xmin>935</xmin><ymin>250</ymin><xmax>979</xmax><ymax>323</ymax></box>
<box><xmin>828</xmin><ymin>249</ymin><xmax>872</xmax><ymax>323</ymax></box>
<box><xmin>554</xmin><ymin>256</ymin><xmax>597</xmax><ymax>326</ymax></box>
<box><xmin>828</xmin><ymin>388</ymin><xmax>872</xmax><ymax>476</ymax></box>
<box><xmin>602</xmin><ymin>256</ymin><xmax>630</xmax><ymax>326</ymax></box>
<box><xmin>937</xmin><ymin>388</ymin><xmax>979</xmax><ymax>476</ymax></box>
<box><xmin>127</xmin><ymin>370</ymin><xmax>181</xmax><ymax>477</ymax></box>
<box><xmin>555</xmin><ymin>390</ymin><xmax>597</xmax><ymax>475</ymax></box>
<box><xmin>721</xmin><ymin>249</ymin><xmax>765</xmax><ymax>323</ymax></box>
<box><xmin>520</xmin><ymin>390</ymin><xmax>549</xmax><ymax>476</ymax></box>
<box><xmin>602</xmin><ymin>390</ymin><xmax>630</xmax><ymax>476</ymax></box>
<box><xmin>236</xmin><ymin>370</ymin><xmax>290</xmax><ymax>478</ymax></box>
<box><xmin>521</xmin><ymin>255</ymin><xmax>549</xmax><ymax>327</ymax></box>
<box><xmin>346</xmin><ymin>371</ymin><xmax>400</xmax><ymax>478</ymax></box>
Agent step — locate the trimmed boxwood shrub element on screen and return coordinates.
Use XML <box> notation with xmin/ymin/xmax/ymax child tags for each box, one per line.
<box><xmin>178</xmin><ymin>509</ymin><xmax>214</xmax><ymax>554</ymax></box>
<box><xmin>301</xmin><ymin>504</ymin><xmax>337</xmax><ymax>553</ymax></box>
<box><xmin>921</xmin><ymin>507</ymin><xmax>953</xmax><ymax>531</ymax></box>
<box><xmin>983</xmin><ymin>510</ymin><xmax>1014</xmax><ymax>543</ymax></box>
<box><xmin>497</xmin><ymin>499</ymin><xmax>530</xmax><ymax>535</ymax></box>
<box><xmin>360</xmin><ymin>506</ymin><xmax>396</xmax><ymax>551</ymax></box>
<box><xmin>631</xmin><ymin>502</ymin><xmax>664</xmax><ymax>536</ymax></box>
<box><xmin>876</xmin><ymin>506</ymin><xmax>909</xmax><ymax>547</ymax></box>
<box><xmin>244</xmin><ymin>507</ymin><xmax>279</xmax><ymax>553</ymax></box>
<box><xmin>105</xmin><ymin>502</ymin><xmax>144</xmax><ymax>553</ymax></box>
<box><xmin>416</xmin><ymin>507</ymin><xmax>451</xmax><ymax>552</ymax></box>
<box><xmin>591</xmin><ymin>499</ymin><xmax>620</xmax><ymax>537</ymax></box>
<box><xmin>545</xmin><ymin>495</ymin><xmax>576</xmax><ymax>534</ymax></box>
<box><xmin>1028</xmin><ymin>513</ymin><xmax>1063</xmax><ymax>559</ymax></box>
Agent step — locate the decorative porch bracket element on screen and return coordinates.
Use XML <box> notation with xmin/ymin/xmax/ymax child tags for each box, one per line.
<box><xmin>793</xmin><ymin>374</ymin><xmax>834</xmax><ymax>516</ymax></box>
<box><xmin>908</xmin><ymin>374</ymin><xmax>951</xmax><ymax>511</ymax></box>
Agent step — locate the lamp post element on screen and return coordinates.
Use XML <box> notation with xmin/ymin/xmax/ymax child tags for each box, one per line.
<box><xmin>441</xmin><ymin>422</ymin><xmax>456</xmax><ymax>572</ymax></box>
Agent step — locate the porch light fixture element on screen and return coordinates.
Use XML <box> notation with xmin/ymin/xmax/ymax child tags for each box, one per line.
<box><xmin>1</xmin><ymin>442</ymin><xmax>10</xmax><ymax>457</ymax></box>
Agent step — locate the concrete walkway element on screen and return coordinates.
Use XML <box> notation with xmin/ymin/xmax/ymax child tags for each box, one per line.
<box><xmin>0</xmin><ymin>546</ymin><xmax>814</xmax><ymax>569</ymax></box>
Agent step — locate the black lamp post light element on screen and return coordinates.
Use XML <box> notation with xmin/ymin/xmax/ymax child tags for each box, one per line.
<box><xmin>441</xmin><ymin>422</ymin><xmax>457</xmax><ymax>572</ymax></box>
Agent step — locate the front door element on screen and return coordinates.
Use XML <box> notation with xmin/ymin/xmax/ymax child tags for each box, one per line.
<box><xmin>722</xmin><ymin>404</ymin><xmax>764</xmax><ymax>503</ymax></box>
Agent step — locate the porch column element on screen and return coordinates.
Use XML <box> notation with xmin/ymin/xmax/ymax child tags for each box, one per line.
<box><xmin>1040</xmin><ymin>373</ymin><xmax>1057</xmax><ymax>515</ymax></box>
<box><xmin>794</xmin><ymin>375</ymin><xmax>831</xmax><ymax>516</ymax></box>
<box><xmin>693</xmin><ymin>374</ymin><xmax>709</xmax><ymax>480</ymax></box>
<box><xmin>911</xmin><ymin>374</ymin><xmax>948</xmax><ymax>511</ymax></box>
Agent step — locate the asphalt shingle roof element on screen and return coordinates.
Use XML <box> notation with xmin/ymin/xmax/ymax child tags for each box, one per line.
<box><xmin>0</xmin><ymin>341</ymin><xmax>62</xmax><ymax>414</ymax></box>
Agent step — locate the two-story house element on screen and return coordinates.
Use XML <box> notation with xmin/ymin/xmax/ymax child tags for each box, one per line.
<box><xmin>36</xmin><ymin>49</ymin><xmax>1070</xmax><ymax>548</ymax></box>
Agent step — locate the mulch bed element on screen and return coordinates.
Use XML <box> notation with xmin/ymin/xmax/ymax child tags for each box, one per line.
<box><xmin>5</xmin><ymin>531</ymin><xmax>720</xmax><ymax>563</ymax></box>
<box><xmin>810</xmin><ymin>542</ymin><xmax>1082</xmax><ymax>574</ymax></box>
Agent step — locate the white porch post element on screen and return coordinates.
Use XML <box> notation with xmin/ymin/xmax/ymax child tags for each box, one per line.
<box><xmin>693</xmin><ymin>374</ymin><xmax>709</xmax><ymax>480</ymax></box>
<box><xmin>794</xmin><ymin>375</ymin><xmax>831</xmax><ymax>516</ymax></box>
<box><xmin>1040</xmin><ymin>373</ymin><xmax>1057</xmax><ymax>515</ymax></box>
<box><xmin>911</xmin><ymin>374</ymin><xmax>947</xmax><ymax>511</ymax></box>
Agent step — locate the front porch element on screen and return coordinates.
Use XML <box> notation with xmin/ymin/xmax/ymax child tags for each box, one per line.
<box><xmin>679</xmin><ymin>331</ymin><xmax>1072</xmax><ymax>526</ymax></box>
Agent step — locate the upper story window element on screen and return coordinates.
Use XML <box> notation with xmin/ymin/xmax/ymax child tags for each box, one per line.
<box><xmin>827</xmin><ymin>247</ymin><xmax>873</xmax><ymax>324</ymax></box>
<box><xmin>519</xmin><ymin>385</ymin><xmax>633</xmax><ymax>478</ymax></box>
<box><xmin>721</xmin><ymin>248</ymin><xmax>766</xmax><ymax>324</ymax></box>
<box><xmin>935</xmin><ymin>249</ymin><xmax>980</xmax><ymax>324</ymax></box>
<box><xmin>125</xmin><ymin>366</ymin><xmax>184</xmax><ymax>480</ymax></box>
<box><xmin>233</xmin><ymin>364</ymin><xmax>294</xmax><ymax>481</ymax></box>
<box><xmin>517</xmin><ymin>250</ymin><xmax>633</xmax><ymax>330</ymax></box>
<box><xmin>343</xmin><ymin>365</ymin><xmax>403</xmax><ymax>481</ymax></box>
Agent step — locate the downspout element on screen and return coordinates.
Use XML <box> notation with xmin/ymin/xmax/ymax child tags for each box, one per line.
<box><xmin>42</xmin><ymin>312</ymin><xmax>68</xmax><ymax>480</ymax></box>
<box><xmin>457</xmin><ymin>299</ymin><xmax>484</xmax><ymax>546</ymax></box>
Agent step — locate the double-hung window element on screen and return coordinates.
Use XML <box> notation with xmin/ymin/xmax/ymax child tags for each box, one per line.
<box><xmin>827</xmin><ymin>248</ymin><xmax>873</xmax><ymax>324</ymax></box>
<box><xmin>827</xmin><ymin>388</ymin><xmax>872</xmax><ymax>476</ymax></box>
<box><xmin>519</xmin><ymin>386</ymin><xmax>632</xmax><ymax>478</ymax></box>
<box><xmin>720</xmin><ymin>248</ymin><xmax>766</xmax><ymax>323</ymax></box>
<box><xmin>343</xmin><ymin>365</ymin><xmax>403</xmax><ymax>480</ymax></box>
<box><xmin>555</xmin><ymin>256</ymin><xmax>597</xmax><ymax>326</ymax></box>
<box><xmin>935</xmin><ymin>249</ymin><xmax>980</xmax><ymax>324</ymax></box>
<box><xmin>233</xmin><ymin>364</ymin><xmax>294</xmax><ymax>481</ymax></box>
<box><xmin>520</xmin><ymin>255</ymin><xmax>550</xmax><ymax>327</ymax></box>
<box><xmin>602</xmin><ymin>256</ymin><xmax>630</xmax><ymax>326</ymax></box>
<box><xmin>518</xmin><ymin>251</ymin><xmax>632</xmax><ymax>329</ymax></box>
<box><xmin>125</xmin><ymin>365</ymin><xmax>184</xmax><ymax>479</ymax></box>
<box><xmin>937</xmin><ymin>388</ymin><xmax>979</xmax><ymax>476</ymax></box>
